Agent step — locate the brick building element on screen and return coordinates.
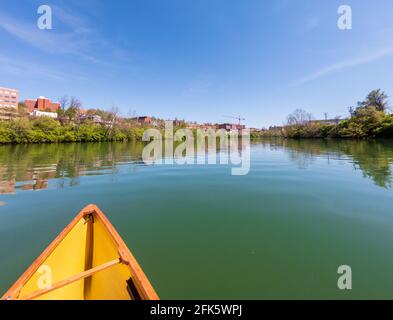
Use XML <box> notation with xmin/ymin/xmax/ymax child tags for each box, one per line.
<box><xmin>0</xmin><ymin>87</ymin><xmax>19</xmax><ymax>110</ymax></box>
<box><xmin>131</xmin><ymin>116</ymin><xmax>153</xmax><ymax>125</ymax></box>
<box><xmin>200</xmin><ymin>123</ymin><xmax>218</xmax><ymax>130</ymax></box>
<box><xmin>218</xmin><ymin>123</ymin><xmax>246</xmax><ymax>131</ymax></box>
<box><xmin>24</xmin><ymin>96</ymin><xmax>60</xmax><ymax>113</ymax></box>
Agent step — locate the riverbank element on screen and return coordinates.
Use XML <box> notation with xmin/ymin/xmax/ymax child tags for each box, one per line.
<box><xmin>250</xmin><ymin>90</ymin><xmax>393</xmax><ymax>140</ymax></box>
<box><xmin>2</xmin><ymin>115</ymin><xmax>393</xmax><ymax>145</ymax></box>
<box><xmin>0</xmin><ymin>117</ymin><xmax>146</xmax><ymax>144</ymax></box>
<box><xmin>251</xmin><ymin>109</ymin><xmax>393</xmax><ymax>140</ymax></box>
<box><xmin>1</xmin><ymin>93</ymin><xmax>393</xmax><ymax>144</ymax></box>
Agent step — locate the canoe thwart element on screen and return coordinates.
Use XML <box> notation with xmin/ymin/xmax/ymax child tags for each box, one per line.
<box><xmin>20</xmin><ymin>258</ymin><xmax>122</xmax><ymax>300</ymax></box>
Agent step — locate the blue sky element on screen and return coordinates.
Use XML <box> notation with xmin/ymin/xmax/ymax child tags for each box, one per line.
<box><xmin>0</xmin><ymin>0</ymin><xmax>393</xmax><ymax>128</ymax></box>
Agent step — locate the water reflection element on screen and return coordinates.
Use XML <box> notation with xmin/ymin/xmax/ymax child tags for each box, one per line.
<box><xmin>262</xmin><ymin>139</ymin><xmax>393</xmax><ymax>188</ymax></box>
<box><xmin>0</xmin><ymin>142</ymin><xmax>145</xmax><ymax>194</ymax></box>
<box><xmin>1</xmin><ymin>139</ymin><xmax>393</xmax><ymax>194</ymax></box>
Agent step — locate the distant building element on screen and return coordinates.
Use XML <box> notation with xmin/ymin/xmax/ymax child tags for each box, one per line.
<box><xmin>0</xmin><ymin>87</ymin><xmax>19</xmax><ymax>110</ymax></box>
<box><xmin>78</xmin><ymin>109</ymin><xmax>89</xmax><ymax>116</ymax></box>
<box><xmin>30</xmin><ymin>110</ymin><xmax>58</xmax><ymax>119</ymax></box>
<box><xmin>311</xmin><ymin>119</ymin><xmax>343</xmax><ymax>125</ymax></box>
<box><xmin>173</xmin><ymin>119</ymin><xmax>185</xmax><ymax>127</ymax></box>
<box><xmin>185</xmin><ymin>122</ymin><xmax>219</xmax><ymax>130</ymax></box>
<box><xmin>0</xmin><ymin>109</ymin><xmax>18</xmax><ymax>121</ymax></box>
<box><xmin>186</xmin><ymin>122</ymin><xmax>199</xmax><ymax>129</ymax></box>
<box><xmin>25</xmin><ymin>96</ymin><xmax>60</xmax><ymax>113</ymax></box>
<box><xmin>200</xmin><ymin>123</ymin><xmax>217</xmax><ymax>130</ymax></box>
<box><xmin>218</xmin><ymin>123</ymin><xmax>246</xmax><ymax>131</ymax></box>
<box><xmin>79</xmin><ymin>114</ymin><xmax>103</xmax><ymax>124</ymax></box>
<box><xmin>131</xmin><ymin>116</ymin><xmax>153</xmax><ymax>125</ymax></box>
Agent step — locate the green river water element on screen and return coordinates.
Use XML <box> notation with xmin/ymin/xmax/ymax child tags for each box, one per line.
<box><xmin>0</xmin><ymin>139</ymin><xmax>392</xmax><ymax>299</ymax></box>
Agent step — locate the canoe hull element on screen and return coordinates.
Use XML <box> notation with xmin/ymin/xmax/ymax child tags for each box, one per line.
<box><xmin>2</xmin><ymin>204</ymin><xmax>159</xmax><ymax>300</ymax></box>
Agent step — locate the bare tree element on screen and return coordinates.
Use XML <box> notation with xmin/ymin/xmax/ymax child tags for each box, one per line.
<box><xmin>287</xmin><ymin>109</ymin><xmax>313</xmax><ymax>126</ymax></box>
<box><xmin>69</xmin><ymin>97</ymin><xmax>82</xmax><ymax>111</ymax></box>
<box><xmin>106</xmin><ymin>106</ymin><xmax>120</xmax><ymax>137</ymax></box>
<box><xmin>65</xmin><ymin>97</ymin><xmax>82</xmax><ymax>122</ymax></box>
<box><xmin>126</xmin><ymin>108</ymin><xmax>137</xmax><ymax>119</ymax></box>
<box><xmin>58</xmin><ymin>96</ymin><xmax>69</xmax><ymax>111</ymax></box>
<box><xmin>111</xmin><ymin>105</ymin><xmax>119</xmax><ymax>116</ymax></box>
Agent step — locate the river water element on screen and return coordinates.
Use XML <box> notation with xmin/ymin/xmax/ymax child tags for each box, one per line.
<box><xmin>0</xmin><ymin>139</ymin><xmax>392</xmax><ymax>299</ymax></box>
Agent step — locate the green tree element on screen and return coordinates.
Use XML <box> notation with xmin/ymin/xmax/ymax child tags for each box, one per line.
<box><xmin>32</xmin><ymin>117</ymin><xmax>60</xmax><ymax>134</ymax></box>
<box><xmin>0</xmin><ymin>122</ymin><xmax>13</xmax><ymax>143</ymax></box>
<box><xmin>17</xmin><ymin>102</ymin><xmax>28</xmax><ymax>116</ymax></box>
<box><xmin>374</xmin><ymin>115</ymin><xmax>393</xmax><ymax>137</ymax></box>
<box><xmin>358</xmin><ymin>89</ymin><xmax>389</xmax><ymax>112</ymax></box>
<box><xmin>10</xmin><ymin>118</ymin><xmax>32</xmax><ymax>142</ymax></box>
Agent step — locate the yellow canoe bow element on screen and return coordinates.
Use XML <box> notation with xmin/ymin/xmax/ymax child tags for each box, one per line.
<box><xmin>2</xmin><ymin>204</ymin><xmax>159</xmax><ymax>300</ymax></box>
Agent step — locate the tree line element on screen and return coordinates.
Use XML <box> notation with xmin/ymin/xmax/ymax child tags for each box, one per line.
<box><xmin>1</xmin><ymin>89</ymin><xmax>393</xmax><ymax>144</ymax></box>
<box><xmin>0</xmin><ymin>96</ymin><xmax>147</xmax><ymax>144</ymax></box>
<box><xmin>252</xmin><ymin>89</ymin><xmax>393</xmax><ymax>139</ymax></box>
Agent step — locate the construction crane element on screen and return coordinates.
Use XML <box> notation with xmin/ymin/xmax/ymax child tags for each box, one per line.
<box><xmin>223</xmin><ymin>115</ymin><xmax>246</xmax><ymax>126</ymax></box>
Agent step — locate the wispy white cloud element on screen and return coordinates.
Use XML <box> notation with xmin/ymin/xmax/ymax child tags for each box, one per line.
<box><xmin>0</xmin><ymin>5</ymin><xmax>105</xmax><ymax>81</ymax></box>
<box><xmin>0</xmin><ymin>53</ymin><xmax>65</xmax><ymax>80</ymax></box>
<box><xmin>52</xmin><ymin>4</ymin><xmax>92</xmax><ymax>33</ymax></box>
<box><xmin>0</xmin><ymin>10</ymin><xmax>99</xmax><ymax>61</ymax></box>
<box><xmin>0</xmin><ymin>6</ymin><xmax>134</xmax><ymax>67</ymax></box>
<box><xmin>293</xmin><ymin>45</ymin><xmax>393</xmax><ymax>86</ymax></box>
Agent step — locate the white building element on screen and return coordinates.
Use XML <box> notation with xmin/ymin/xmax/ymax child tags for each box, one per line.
<box><xmin>30</xmin><ymin>110</ymin><xmax>58</xmax><ymax>119</ymax></box>
<box><xmin>79</xmin><ymin>114</ymin><xmax>103</xmax><ymax>124</ymax></box>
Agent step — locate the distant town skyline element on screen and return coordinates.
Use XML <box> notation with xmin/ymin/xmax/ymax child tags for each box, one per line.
<box><xmin>1</xmin><ymin>0</ymin><xmax>393</xmax><ymax>128</ymax></box>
